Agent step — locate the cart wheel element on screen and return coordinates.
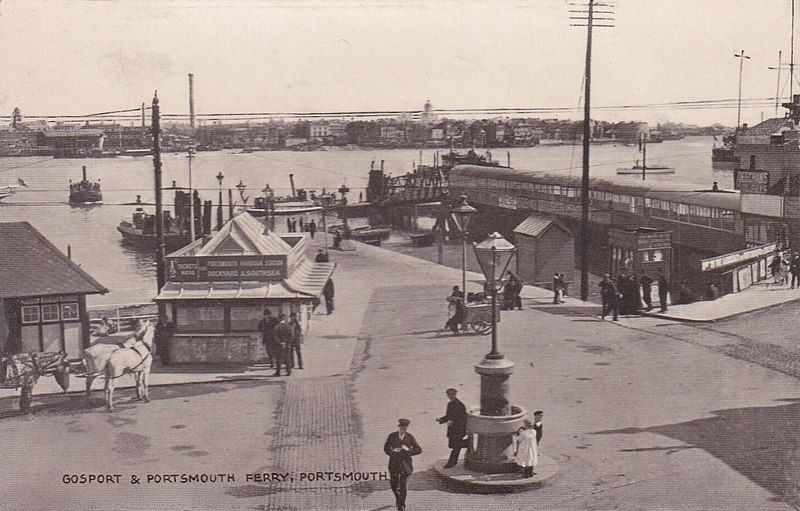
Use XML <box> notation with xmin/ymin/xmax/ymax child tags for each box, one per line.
<box><xmin>19</xmin><ymin>383</ymin><xmax>33</xmax><ymax>414</ymax></box>
<box><xmin>474</xmin><ymin>322</ymin><xmax>492</xmax><ymax>334</ymax></box>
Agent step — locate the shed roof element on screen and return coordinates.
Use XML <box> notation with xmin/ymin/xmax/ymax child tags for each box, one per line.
<box><xmin>513</xmin><ymin>214</ymin><xmax>571</xmax><ymax>238</ymax></box>
<box><xmin>0</xmin><ymin>221</ymin><xmax>108</xmax><ymax>298</ymax></box>
<box><xmin>169</xmin><ymin>212</ymin><xmax>293</xmax><ymax>258</ymax></box>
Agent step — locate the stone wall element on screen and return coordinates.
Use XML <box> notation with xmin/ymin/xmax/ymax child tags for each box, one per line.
<box><xmin>169</xmin><ymin>334</ymin><xmax>267</xmax><ymax>364</ymax></box>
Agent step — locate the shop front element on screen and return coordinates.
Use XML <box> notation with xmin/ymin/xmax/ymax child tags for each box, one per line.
<box><xmin>0</xmin><ymin>222</ymin><xmax>108</xmax><ymax>359</ymax></box>
<box><xmin>155</xmin><ymin>212</ymin><xmax>335</xmax><ymax>364</ymax></box>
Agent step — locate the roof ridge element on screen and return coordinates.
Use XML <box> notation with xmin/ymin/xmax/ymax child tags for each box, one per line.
<box><xmin>16</xmin><ymin>221</ymin><xmax>108</xmax><ymax>294</ymax></box>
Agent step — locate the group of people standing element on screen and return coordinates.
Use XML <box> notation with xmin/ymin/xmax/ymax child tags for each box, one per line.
<box><xmin>384</xmin><ymin>388</ymin><xmax>544</xmax><ymax>511</ymax></box>
<box><xmin>258</xmin><ymin>309</ymin><xmax>303</xmax><ymax>376</ymax></box>
<box><xmin>286</xmin><ymin>217</ymin><xmax>317</xmax><ymax>238</ymax></box>
<box><xmin>599</xmin><ymin>270</ymin><xmax>670</xmax><ymax>321</ymax></box>
<box><xmin>770</xmin><ymin>251</ymin><xmax>800</xmax><ymax>288</ymax></box>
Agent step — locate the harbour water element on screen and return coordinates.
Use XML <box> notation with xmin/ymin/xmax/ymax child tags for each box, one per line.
<box><xmin>0</xmin><ymin>136</ymin><xmax>728</xmax><ymax>306</ymax></box>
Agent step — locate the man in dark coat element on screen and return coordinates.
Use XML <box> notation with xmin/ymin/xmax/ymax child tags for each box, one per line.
<box><xmin>309</xmin><ymin>219</ymin><xmax>317</xmax><ymax>239</ymax></box>
<box><xmin>258</xmin><ymin>309</ymin><xmax>279</xmax><ymax>368</ymax></box>
<box><xmin>323</xmin><ymin>279</ymin><xmax>335</xmax><ymax>314</ymax></box>
<box><xmin>640</xmin><ymin>273</ymin><xmax>654</xmax><ymax>311</ymax></box>
<box><xmin>658</xmin><ymin>270</ymin><xmax>670</xmax><ymax>313</ymax></box>
<box><xmin>384</xmin><ymin>418</ymin><xmax>422</xmax><ymax>511</ymax></box>
<box><xmin>273</xmin><ymin>314</ymin><xmax>292</xmax><ymax>377</ymax></box>
<box><xmin>153</xmin><ymin>315</ymin><xmax>174</xmax><ymax>366</ymax></box>
<box><xmin>533</xmin><ymin>410</ymin><xmax>544</xmax><ymax>444</ymax></box>
<box><xmin>288</xmin><ymin>312</ymin><xmax>303</xmax><ymax>369</ymax></box>
<box><xmin>791</xmin><ymin>255</ymin><xmax>800</xmax><ymax>289</ymax></box>
<box><xmin>437</xmin><ymin>388</ymin><xmax>468</xmax><ymax>468</ymax></box>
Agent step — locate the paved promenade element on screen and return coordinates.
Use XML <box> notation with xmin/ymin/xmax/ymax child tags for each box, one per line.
<box><xmin>5</xmin><ymin>237</ymin><xmax>800</xmax><ymax>510</ymax></box>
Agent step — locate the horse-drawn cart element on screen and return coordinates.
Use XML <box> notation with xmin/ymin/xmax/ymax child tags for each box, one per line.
<box><xmin>1</xmin><ymin>351</ymin><xmax>71</xmax><ymax>413</ymax></box>
<box><xmin>460</xmin><ymin>302</ymin><xmax>501</xmax><ymax>334</ymax></box>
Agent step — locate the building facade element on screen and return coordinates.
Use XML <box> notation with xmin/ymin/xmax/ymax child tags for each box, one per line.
<box><xmin>155</xmin><ymin>213</ymin><xmax>335</xmax><ymax>364</ymax></box>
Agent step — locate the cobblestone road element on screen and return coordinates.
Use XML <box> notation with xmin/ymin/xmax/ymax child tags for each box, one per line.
<box><xmin>262</xmin><ymin>376</ymin><xmax>366</xmax><ymax>511</ymax></box>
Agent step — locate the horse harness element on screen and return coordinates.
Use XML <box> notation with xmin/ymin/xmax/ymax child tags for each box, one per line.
<box><xmin>106</xmin><ymin>343</ymin><xmax>152</xmax><ymax>380</ymax></box>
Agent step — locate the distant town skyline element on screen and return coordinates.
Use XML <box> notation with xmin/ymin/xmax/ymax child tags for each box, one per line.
<box><xmin>0</xmin><ymin>1</ymin><xmax>797</xmax><ymax>126</ymax></box>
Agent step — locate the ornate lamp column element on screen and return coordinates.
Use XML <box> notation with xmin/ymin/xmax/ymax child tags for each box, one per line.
<box><xmin>466</xmin><ymin>232</ymin><xmax>521</xmax><ymax>473</ymax></box>
<box><xmin>262</xmin><ymin>184</ymin><xmax>275</xmax><ymax>231</ymax></box>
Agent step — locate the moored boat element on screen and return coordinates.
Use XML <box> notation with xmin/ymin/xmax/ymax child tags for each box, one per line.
<box><xmin>117</xmin><ymin>207</ymin><xmax>191</xmax><ymax>252</ymax></box>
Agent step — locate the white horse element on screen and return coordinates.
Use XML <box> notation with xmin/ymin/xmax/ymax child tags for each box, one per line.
<box><xmin>82</xmin><ymin>320</ymin><xmax>154</xmax><ymax>411</ymax></box>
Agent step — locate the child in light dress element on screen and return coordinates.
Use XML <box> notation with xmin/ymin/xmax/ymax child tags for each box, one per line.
<box><xmin>513</xmin><ymin>419</ymin><xmax>539</xmax><ymax>478</ymax></box>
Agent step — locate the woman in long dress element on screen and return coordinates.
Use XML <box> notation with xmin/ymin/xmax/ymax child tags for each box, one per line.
<box><xmin>513</xmin><ymin>419</ymin><xmax>539</xmax><ymax>478</ymax></box>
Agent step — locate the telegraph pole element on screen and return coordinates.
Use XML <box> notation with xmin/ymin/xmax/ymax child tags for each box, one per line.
<box><xmin>571</xmin><ymin>0</ymin><xmax>614</xmax><ymax>301</ymax></box>
<box><xmin>152</xmin><ymin>92</ymin><xmax>167</xmax><ymax>300</ymax></box>
<box><xmin>188</xmin><ymin>73</ymin><xmax>196</xmax><ymax>241</ymax></box>
<box><xmin>734</xmin><ymin>50</ymin><xmax>750</xmax><ymax>129</ymax></box>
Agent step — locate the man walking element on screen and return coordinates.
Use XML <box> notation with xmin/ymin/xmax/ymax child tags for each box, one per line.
<box><xmin>323</xmin><ymin>278</ymin><xmax>335</xmax><ymax>314</ymax></box>
<box><xmin>258</xmin><ymin>309</ymin><xmax>279</xmax><ymax>368</ymax></box>
<box><xmin>309</xmin><ymin>219</ymin><xmax>317</xmax><ymax>239</ymax></box>
<box><xmin>791</xmin><ymin>254</ymin><xmax>800</xmax><ymax>289</ymax></box>
<box><xmin>288</xmin><ymin>312</ymin><xmax>303</xmax><ymax>369</ymax></box>
<box><xmin>384</xmin><ymin>418</ymin><xmax>422</xmax><ymax>511</ymax></box>
<box><xmin>640</xmin><ymin>273</ymin><xmax>653</xmax><ymax>311</ymax></box>
<box><xmin>273</xmin><ymin>314</ymin><xmax>292</xmax><ymax>377</ymax></box>
<box><xmin>437</xmin><ymin>388</ymin><xmax>468</xmax><ymax>468</ymax></box>
<box><xmin>658</xmin><ymin>270</ymin><xmax>670</xmax><ymax>313</ymax></box>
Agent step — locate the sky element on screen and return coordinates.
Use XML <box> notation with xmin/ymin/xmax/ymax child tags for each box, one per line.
<box><xmin>0</xmin><ymin>0</ymin><xmax>797</xmax><ymax>126</ymax></box>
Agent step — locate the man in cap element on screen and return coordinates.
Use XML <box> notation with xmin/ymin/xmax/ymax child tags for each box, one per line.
<box><xmin>273</xmin><ymin>314</ymin><xmax>293</xmax><ymax>377</ymax></box>
<box><xmin>437</xmin><ymin>388</ymin><xmax>468</xmax><ymax>468</ymax></box>
<box><xmin>384</xmin><ymin>418</ymin><xmax>422</xmax><ymax>511</ymax></box>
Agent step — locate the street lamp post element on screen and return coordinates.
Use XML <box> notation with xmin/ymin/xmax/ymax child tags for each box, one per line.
<box><xmin>262</xmin><ymin>184</ymin><xmax>275</xmax><ymax>231</ymax></box>
<box><xmin>451</xmin><ymin>195</ymin><xmax>477</xmax><ymax>299</ymax></box>
<box><xmin>216</xmin><ymin>171</ymin><xmax>224</xmax><ymax>231</ymax></box>
<box><xmin>464</xmin><ymin>231</ymin><xmax>522</xmax><ymax>475</ymax></box>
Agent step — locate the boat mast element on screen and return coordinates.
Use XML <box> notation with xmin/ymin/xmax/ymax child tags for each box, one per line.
<box><xmin>769</xmin><ymin>51</ymin><xmax>783</xmax><ymax>116</ymax></box>
<box><xmin>641</xmin><ymin>132</ymin><xmax>647</xmax><ymax>182</ymax></box>
<box><xmin>789</xmin><ymin>0</ymin><xmax>794</xmax><ymax>105</ymax></box>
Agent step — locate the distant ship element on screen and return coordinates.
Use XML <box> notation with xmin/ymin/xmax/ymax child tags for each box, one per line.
<box><xmin>117</xmin><ymin>191</ymin><xmax>195</xmax><ymax>252</ymax></box>
<box><xmin>712</xmin><ymin>133</ymin><xmax>738</xmax><ymax>170</ymax></box>
<box><xmin>617</xmin><ymin>135</ymin><xmax>674</xmax><ymax>178</ymax></box>
<box><xmin>68</xmin><ymin>166</ymin><xmax>103</xmax><ymax>205</ymax></box>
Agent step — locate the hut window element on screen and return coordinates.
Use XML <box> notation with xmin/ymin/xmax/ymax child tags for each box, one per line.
<box><xmin>21</xmin><ymin>305</ymin><xmax>40</xmax><ymax>324</ymax></box>
<box><xmin>61</xmin><ymin>303</ymin><xmax>79</xmax><ymax>321</ymax></box>
<box><xmin>41</xmin><ymin>304</ymin><xmax>60</xmax><ymax>322</ymax></box>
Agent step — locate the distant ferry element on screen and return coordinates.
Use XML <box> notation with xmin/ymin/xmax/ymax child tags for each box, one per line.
<box><xmin>712</xmin><ymin>134</ymin><xmax>738</xmax><ymax>170</ymax></box>
<box><xmin>247</xmin><ymin>198</ymin><xmax>323</xmax><ymax>216</ymax></box>
<box><xmin>120</xmin><ymin>149</ymin><xmax>153</xmax><ymax>157</ymax></box>
<box><xmin>68</xmin><ymin>166</ymin><xmax>103</xmax><ymax>205</ymax></box>
<box><xmin>117</xmin><ymin>207</ymin><xmax>191</xmax><ymax>252</ymax></box>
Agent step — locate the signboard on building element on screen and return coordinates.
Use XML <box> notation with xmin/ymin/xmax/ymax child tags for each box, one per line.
<box><xmin>700</xmin><ymin>242</ymin><xmax>776</xmax><ymax>271</ymax></box>
<box><xmin>740</xmin><ymin>193</ymin><xmax>783</xmax><ymax>218</ymax></box>
<box><xmin>171</xmin><ymin>257</ymin><xmax>285</xmax><ymax>282</ymax></box>
<box><xmin>736</xmin><ymin>170</ymin><xmax>768</xmax><ymax>194</ymax></box>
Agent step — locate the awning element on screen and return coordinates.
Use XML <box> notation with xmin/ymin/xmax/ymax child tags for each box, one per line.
<box><xmin>154</xmin><ymin>261</ymin><xmax>336</xmax><ymax>301</ymax></box>
<box><xmin>284</xmin><ymin>261</ymin><xmax>336</xmax><ymax>296</ymax></box>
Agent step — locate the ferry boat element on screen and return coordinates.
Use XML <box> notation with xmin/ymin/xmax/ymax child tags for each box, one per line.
<box><xmin>246</xmin><ymin>198</ymin><xmax>323</xmax><ymax>216</ymax></box>
<box><xmin>117</xmin><ymin>207</ymin><xmax>192</xmax><ymax>252</ymax></box>
<box><xmin>68</xmin><ymin>166</ymin><xmax>103</xmax><ymax>205</ymax></box>
<box><xmin>712</xmin><ymin>134</ymin><xmax>739</xmax><ymax>170</ymax></box>
<box><xmin>617</xmin><ymin>135</ymin><xmax>674</xmax><ymax>177</ymax></box>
